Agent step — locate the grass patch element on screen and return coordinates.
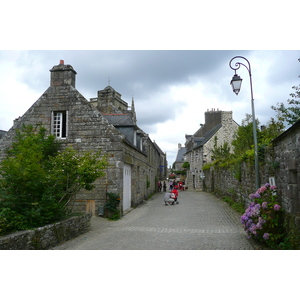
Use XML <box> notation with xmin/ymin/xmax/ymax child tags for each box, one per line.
<box><xmin>222</xmin><ymin>196</ymin><xmax>245</xmax><ymax>214</ymax></box>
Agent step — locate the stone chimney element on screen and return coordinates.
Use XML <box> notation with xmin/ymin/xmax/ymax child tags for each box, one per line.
<box><xmin>50</xmin><ymin>60</ymin><xmax>77</xmax><ymax>87</ymax></box>
<box><xmin>204</xmin><ymin>108</ymin><xmax>222</xmax><ymax>131</ymax></box>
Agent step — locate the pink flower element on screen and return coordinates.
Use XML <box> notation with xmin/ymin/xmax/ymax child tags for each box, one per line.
<box><xmin>257</xmin><ymin>186</ymin><xmax>267</xmax><ymax>194</ymax></box>
<box><xmin>270</xmin><ymin>185</ymin><xmax>277</xmax><ymax>190</ymax></box>
<box><xmin>274</xmin><ymin>204</ymin><xmax>281</xmax><ymax>211</ymax></box>
<box><xmin>262</xmin><ymin>202</ymin><xmax>268</xmax><ymax>209</ymax></box>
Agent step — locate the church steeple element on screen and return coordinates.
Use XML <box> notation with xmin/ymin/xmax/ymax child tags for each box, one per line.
<box><xmin>131</xmin><ymin>96</ymin><xmax>137</xmax><ymax>123</ymax></box>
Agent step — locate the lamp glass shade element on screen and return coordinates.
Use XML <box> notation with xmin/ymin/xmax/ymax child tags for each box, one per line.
<box><xmin>230</xmin><ymin>74</ymin><xmax>242</xmax><ymax>95</ymax></box>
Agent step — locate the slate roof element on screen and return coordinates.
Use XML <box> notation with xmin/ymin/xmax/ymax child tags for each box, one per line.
<box><xmin>186</xmin><ymin>123</ymin><xmax>222</xmax><ymax>153</ymax></box>
<box><xmin>175</xmin><ymin>147</ymin><xmax>186</xmax><ymax>162</ymax></box>
<box><xmin>153</xmin><ymin>141</ymin><xmax>165</xmax><ymax>155</ymax></box>
<box><xmin>272</xmin><ymin>119</ymin><xmax>300</xmax><ymax>143</ymax></box>
<box><xmin>102</xmin><ymin>114</ymin><xmax>136</xmax><ymax>126</ymax></box>
<box><xmin>196</xmin><ymin>123</ymin><xmax>222</xmax><ymax>148</ymax></box>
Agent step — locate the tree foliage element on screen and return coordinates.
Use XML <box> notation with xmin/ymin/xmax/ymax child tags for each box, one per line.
<box><xmin>181</xmin><ymin>161</ymin><xmax>190</xmax><ymax>170</ymax></box>
<box><xmin>207</xmin><ymin>113</ymin><xmax>284</xmax><ymax>170</ymax></box>
<box><xmin>0</xmin><ymin>125</ymin><xmax>108</xmax><ymax>235</ymax></box>
<box><xmin>211</xmin><ymin>140</ymin><xmax>231</xmax><ymax>162</ymax></box>
<box><xmin>231</xmin><ymin>114</ymin><xmax>261</xmax><ymax>158</ymax></box>
<box><xmin>271</xmin><ymin>59</ymin><xmax>300</xmax><ymax>126</ymax></box>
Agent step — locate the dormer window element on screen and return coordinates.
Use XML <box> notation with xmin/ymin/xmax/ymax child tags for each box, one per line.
<box><xmin>51</xmin><ymin>111</ymin><xmax>68</xmax><ymax>138</ymax></box>
<box><xmin>133</xmin><ymin>130</ymin><xmax>137</xmax><ymax>146</ymax></box>
<box><xmin>140</xmin><ymin>138</ymin><xmax>143</xmax><ymax>151</ymax></box>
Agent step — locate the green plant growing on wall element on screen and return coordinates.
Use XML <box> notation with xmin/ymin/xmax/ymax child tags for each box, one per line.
<box><xmin>231</xmin><ymin>160</ymin><xmax>242</xmax><ymax>181</ymax></box>
<box><xmin>104</xmin><ymin>193</ymin><xmax>121</xmax><ymax>220</ymax></box>
<box><xmin>232</xmin><ymin>114</ymin><xmax>262</xmax><ymax>159</ymax></box>
<box><xmin>146</xmin><ymin>176</ymin><xmax>150</xmax><ymax>188</ymax></box>
<box><xmin>211</xmin><ymin>141</ymin><xmax>232</xmax><ymax>163</ymax></box>
<box><xmin>0</xmin><ymin>125</ymin><xmax>109</xmax><ymax>235</ymax></box>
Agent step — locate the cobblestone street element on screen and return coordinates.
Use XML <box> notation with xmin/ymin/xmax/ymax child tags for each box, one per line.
<box><xmin>52</xmin><ymin>189</ymin><xmax>254</xmax><ymax>250</ymax></box>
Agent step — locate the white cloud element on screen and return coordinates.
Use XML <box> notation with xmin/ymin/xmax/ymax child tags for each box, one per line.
<box><xmin>1</xmin><ymin>50</ymin><xmax>299</xmax><ymax>167</ymax></box>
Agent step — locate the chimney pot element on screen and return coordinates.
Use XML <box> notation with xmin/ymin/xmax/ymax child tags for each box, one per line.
<box><xmin>60</xmin><ymin>60</ymin><xmax>64</xmax><ymax>65</ymax></box>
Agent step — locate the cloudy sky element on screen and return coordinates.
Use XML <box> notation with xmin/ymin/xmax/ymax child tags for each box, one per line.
<box><xmin>0</xmin><ymin>1</ymin><xmax>299</xmax><ymax>167</ymax></box>
<box><xmin>0</xmin><ymin>50</ymin><xmax>299</xmax><ymax>165</ymax></box>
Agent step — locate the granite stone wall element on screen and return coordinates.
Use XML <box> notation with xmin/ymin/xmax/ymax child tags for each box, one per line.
<box><xmin>203</xmin><ymin>121</ymin><xmax>300</xmax><ymax>226</ymax></box>
<box><xmin>203</xmin><ymin>162</ymin><xmax>272</xmax><ymax>208</ymax></box>
<box><xmin>0</xmin><ymin>213</ymin><xmax>91</xmax><ymax>250</ymax></box>
<box><xmin>272</xmin><ymin>122</ymin><xmax>300</xmax><ymax>214</ymax></box>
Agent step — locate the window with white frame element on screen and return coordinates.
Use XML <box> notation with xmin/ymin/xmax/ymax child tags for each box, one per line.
<box><xmin>52</xmin><ymin>111</ymin><xmax>68</xmax><ymax>138</ymax></box>
<box><xmin>133</xmin><ymin>130</ymin><xmax>137</xmax><ymax>146</ymax></box>
<box><xmin>140</xmin><ymin>137</ymin><xmax>143</xmax><ymax>151</ymax></box>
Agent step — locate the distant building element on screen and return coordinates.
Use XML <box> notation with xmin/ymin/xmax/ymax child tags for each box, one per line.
<box><xmin>0</xmin><ymin>60</ymin><xmax>167</xmax><ymax>215</ymax></box>
<box><xmin>185</xmin><ymin>109</ymin><xmax>239</xmax><ymax>189</ymax></box>
<box><xmin>173</xmin><ymin>143</ymin><xmax>186</xmax><ymax>171</ymax></box>
<box><xmin>153</xmin><ymin>141</ymin><xmax>168</xmax><ymax>180</ymax></box>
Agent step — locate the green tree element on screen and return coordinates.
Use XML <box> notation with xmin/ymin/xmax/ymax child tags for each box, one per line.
<box><xmin>181</xmin><ymin>161</ymin><xmax>190</xmax><ymax>170</ymax></box>
<box><xmin>261</xmin><ymin>117</ymin><xmax>285</xmax><ymax>143</ymax></box>
<box><xmin>0</xmin><ymin>125</ymin><xmax>108</xmax><ymax>234</ymax></box>
<box><xmin>0</xmin><ymin>126</ymin><xmax>58</xmax><ymax>209</ymax></box>
<box><xmin>231</xmin><ymin>114</ymin><xmax>261</xmax><ymax>157</ymax></box>
<box><xmin>211</xmin><ymin>141</ymin><xmax>231</xmax><ymax>162</ymax></box>
<box><xmin>271</xmin><ymin>59</ymin><xmax>300</xmax><ymax>126</ymax></box>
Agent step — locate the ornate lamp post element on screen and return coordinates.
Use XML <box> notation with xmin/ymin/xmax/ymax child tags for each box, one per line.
<box><xmin>229</xmin><ymin>56</ymin><xmax>260</xmax><ymax>190</ymax></box>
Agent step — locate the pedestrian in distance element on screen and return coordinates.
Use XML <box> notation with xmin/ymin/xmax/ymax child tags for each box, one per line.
<box><xmin>158</xmin><ymin>181</ymin><xmax>162</xmax><ymax>192</ymax></box>
<box><xmin>163</xmin><ymin>181</ymin><xmax>167</xmax><ymax>192</ymax></box>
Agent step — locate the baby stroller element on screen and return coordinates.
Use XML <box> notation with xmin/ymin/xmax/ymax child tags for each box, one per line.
<box><xmin>164</xmin><ymin>191</ymin><xmax>179</xmax><ymax>206</ymax></box>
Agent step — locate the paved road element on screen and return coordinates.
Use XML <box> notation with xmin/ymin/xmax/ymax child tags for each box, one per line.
<box><xmin>52</xmin><ymin>189</ymin><xmax>254</xmax><ymax>250</ymax></box>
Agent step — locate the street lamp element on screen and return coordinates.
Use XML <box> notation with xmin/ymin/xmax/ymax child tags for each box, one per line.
<box><xmin>229</xmin><ymin>56</ymin><xmax>260</xmax><ymax>190</ymax></box>
<box><xmin>230</xmin><ymin>74</ymin><xmax>243</xmax><ymax>95</ymax></box>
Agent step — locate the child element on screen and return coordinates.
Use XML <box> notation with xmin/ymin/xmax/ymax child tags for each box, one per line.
<box><xmin>171</xmin><ymin>187</ymin><xmax>179</xmax><ymax>204</ymax></box>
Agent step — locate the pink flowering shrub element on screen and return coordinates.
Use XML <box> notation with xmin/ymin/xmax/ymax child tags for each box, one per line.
<box><xmin>241</xmin><ymin>183</ymin><xmax>284</xmax><ymax>248</ymax></box>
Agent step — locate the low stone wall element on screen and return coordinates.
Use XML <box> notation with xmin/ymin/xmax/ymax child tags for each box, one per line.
<box><xmin>203</xmin><ymin>162</ymin><xmax>272</xmax><ymax>208</ymax></box>
<box><xmin>0</xmin><ymin>213</ymin><xmax>91</xmax><ymax>250</ymax></box>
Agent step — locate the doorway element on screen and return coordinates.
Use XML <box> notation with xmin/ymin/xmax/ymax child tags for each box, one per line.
<box><xmin>123</xmin><ymin>164</ymin><xmax>132</xmax><ymax>212</ymax></box>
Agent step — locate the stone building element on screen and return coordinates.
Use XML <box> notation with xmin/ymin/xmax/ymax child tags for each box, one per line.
<box><xmin>0</xmin><ymin>130</ymin><xmax>6</xmax><ymax>140</ymax></box>
<box><xmin>184</xmin><ymin>109</ymin><xmax>239</xmax><ymax>189</ymax></box>
<box><xmin>153</xmin><ymin>141</ymin><xmax>168</xmax><ymax>181</ymax></box>
<box><xmin>0</xmin><ymin>60</ymin><xmax>167</xmax><ymax>215</ymax></box>
<box><xmin>173</xmin><ymin>143</ymin><xmax>186</xmax><ymax>171</ymax></box>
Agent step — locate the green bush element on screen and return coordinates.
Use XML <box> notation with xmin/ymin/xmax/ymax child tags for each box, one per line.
<box><xmin>0</xmin><ymin>207</ymin><xmax>28</xmax><ymax>235</ymax></box>
<box><xmin>104</xmin><ymin>193</ymin><xmax>121</xmax><ymax>220</ymax></box>
<box><xmin>0</xmin><ymin>125</ymin><xmax>108</xmax><ymax>235</ymax></box>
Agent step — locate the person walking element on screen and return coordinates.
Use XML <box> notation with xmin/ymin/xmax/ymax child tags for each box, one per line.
<box><xmin>169</xmin><ymin>181</ymin><xmax>173</xmax><ymax>191</ymax></box>
<box><xmin>163</xmin><ymin>181</ymin><xmax>167</xmax><ymax>192</ymax></box>
<box><xmin>158</xmin><ymin>181</ymin><xmax>162</xmax><ymax>192</ymax></box>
